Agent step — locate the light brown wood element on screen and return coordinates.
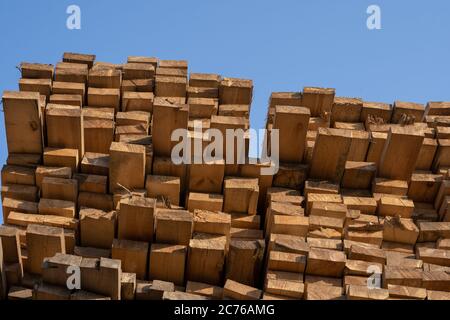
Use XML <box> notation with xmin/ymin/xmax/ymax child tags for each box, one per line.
<box><xmin>26</xmin><ymin>224</ymin><xmax>66</xmax><ymax>275</ymax></box>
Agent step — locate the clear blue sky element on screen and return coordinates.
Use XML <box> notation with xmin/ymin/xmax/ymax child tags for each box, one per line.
<box><xmin>1</xmin><ymin>0</ymin><xmax>449</xmax><ymax>223</ymax></box>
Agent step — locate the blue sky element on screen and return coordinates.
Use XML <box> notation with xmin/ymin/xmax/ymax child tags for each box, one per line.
<box><xmin>1</xmin><ymin>0</ymin><xmax>449</xmax><ymax>223</ymax></box>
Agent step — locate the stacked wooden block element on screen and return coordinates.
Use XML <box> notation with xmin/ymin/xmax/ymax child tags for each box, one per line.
<box><xmin>263</xmin><ymin>89</ymin><xmax>450</xmax><ymax>300</ymax></box>
<box><xmin>1</xmin><ymin>52</ymin><xmax>449</xmax><ymax>300</ymax></box>
<box><xmin>1</xmin><ymin>52</ymin><xmax>260</xmax><ymax>300</ymax></box>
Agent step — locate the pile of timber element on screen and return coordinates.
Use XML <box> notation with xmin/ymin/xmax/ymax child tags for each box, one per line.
<box><xmin>0</xmin><ymin>52</ymin><xmax>450</xmax><ymax>300</ymax></box>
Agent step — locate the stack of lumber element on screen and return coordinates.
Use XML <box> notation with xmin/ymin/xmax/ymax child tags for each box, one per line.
<box><xmin>263</xmin><ymin>90</ymin><xmax>450</xmax><ymax>300</ymax></box>
<box><xmin>0</xmin><ymin>52</ymin><xmax>449</xmax><ymax>300</ymax></box>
